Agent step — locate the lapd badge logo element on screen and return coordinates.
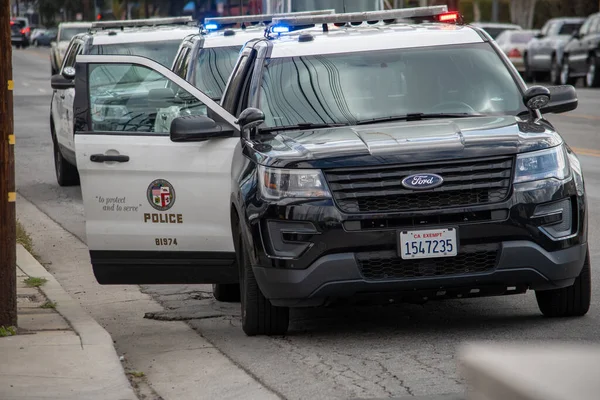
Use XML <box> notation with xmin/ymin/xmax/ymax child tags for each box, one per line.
<box><xmin>147</xmin><ymin>179</ymin><xmax>175</xmax><ymax>211</ymax></box>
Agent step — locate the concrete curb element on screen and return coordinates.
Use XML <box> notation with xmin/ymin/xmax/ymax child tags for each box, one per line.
<box><xmin>16</xmin><ymin>244</ymin><xmax>138</xmax><ymax>399</ymax></box>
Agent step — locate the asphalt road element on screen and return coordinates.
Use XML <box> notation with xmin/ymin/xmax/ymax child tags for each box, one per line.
<box><xmin>12</xmin><ymin>47</ymin><xmax>600</xmax><ymax>399</ymax></box>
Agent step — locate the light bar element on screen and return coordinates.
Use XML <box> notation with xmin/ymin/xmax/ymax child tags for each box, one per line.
<box><xmin>271</xmin><ymin>6</ymin><xmax>449</xmax><ymax>26</ymax></box>
<box><xmin>91</xmin><ymin>16</ymin><xmax>194</xmax><ymax>30</ymax></box>
<box><xmin>204</xmin><ymin>9</ymin><xmax>335</xmax><ymax>26</ymax></box>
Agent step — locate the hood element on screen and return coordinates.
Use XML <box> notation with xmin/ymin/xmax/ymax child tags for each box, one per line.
<box><xmin>250</xmin><ymin>116</ymin><xmax>563</xmax><ymax>169</ymax></box>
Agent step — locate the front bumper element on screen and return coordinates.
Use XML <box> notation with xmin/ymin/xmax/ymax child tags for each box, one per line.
<box><xmin>244</xmin><ymin>163</ymin><xmax>586</xmax><ymax>307</ymax></box>
<box><xmin>255</xmin><ymin>241</ymin><xmax>587</xmax><ymax>307</ymax></box>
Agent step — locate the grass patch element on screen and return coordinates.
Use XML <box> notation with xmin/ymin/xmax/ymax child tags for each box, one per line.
<box><xmin>16</xmin><ymin>220</ymin><xmax>34</xmax><ymax>254</ymax></box>
<box><xmin>24</xmin><ymin>277</ymin><xmax>47</xmax><ymax>288</ymax></box>
<box><xmin>127</xmin><ymin>370</ymin><xmax>145</xmax><ymax>378</ymax></box>
<box><xmin>0</xmin><ymin>326</ymin><xmax>17</xmax><ymax>337</ymax></box>
<box><xmin>40</xmin><ymin>301</ymin><xmax>57</xmax><ymax>309</ymax></box>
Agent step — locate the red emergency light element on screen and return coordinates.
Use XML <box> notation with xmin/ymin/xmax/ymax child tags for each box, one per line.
<box><xmin>436</xmin><ymin>11</ymin><xmax>460</xmax><ymax>23</ymax></box>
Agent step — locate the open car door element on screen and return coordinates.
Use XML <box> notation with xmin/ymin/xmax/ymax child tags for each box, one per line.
<box><xmin>73</xmin><ymin>55</ymin><xmax>240</xmax><ymax>284</ymax></box>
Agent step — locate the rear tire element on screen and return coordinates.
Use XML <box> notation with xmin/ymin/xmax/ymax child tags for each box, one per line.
<box><xmin>550</xmin><ymin>56</ymin><xmax>562</xmax><ymax>85</ymax></box>
<box><xmin>535</xmin><ymin>247</ymin><xmax>591</xmax><ymax>318</ymax></box>
<box><xmin>585</xmin><ymin>55</ymin><xmax>600</xmax><ymax>88</ymax></box>
<box><xmin>52</xmin><ymin>121</ymin><xmax>80</xmax><ymax>187</ymax></box>
<box><xmin>239</xmin><ymin>235</ymin><xmax>289</xmax><ymax>336</ymax></box>
<box><xmin>560</xmin><ymin>57</ymin><xmax>577</xmax><ymax>85</ymax></box>
<box><xmin>523</xmin><ymin>55</ymin><xmax>534</xmax><ymax>82</ymax></box>
<box><xmin>212</xmin><ymin>283</ymin><xmax>240</xmax><ymax>302</ymax></box>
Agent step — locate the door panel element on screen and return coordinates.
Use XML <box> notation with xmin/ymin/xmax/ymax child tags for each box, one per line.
<box><xmin>74</xmin><ymin>56</ymin><xmax>241</xmax><ymax>284</ymax></box>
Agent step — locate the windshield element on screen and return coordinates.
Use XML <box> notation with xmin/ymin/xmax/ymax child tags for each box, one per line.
<box><xmin>60</xmin><ymin>27</ymin><xmax>88</xmax><ymax>41</ymax></box>
<box><xmin>89</xmin><ymin>40</ymin><xmax>182</xmax><ymax>68</ymax></box>
<box><xmin>194</xmin><ymin>45</ymin><xmax>241</xmax><ymax>100</ymax></box>
<box><xmin>259</xmin><ymin>43</ymin><xmax>524</xmax><ymax>128</ymax></box>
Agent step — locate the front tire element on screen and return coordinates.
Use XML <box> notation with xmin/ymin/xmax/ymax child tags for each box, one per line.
<box><xmin>212</xmin><ymin>283</ymin><xmax>240</xmax><ymax>302</ymax></box>
<box><xmin>51</xmin><ymin>121</ymin><xmax>80</xmax><ymax>187</ymax></box>
<box><xmin>535</xmin><ymin>247</ymin><xmax>591</xmax><ymax>318</ymax></box>
<box><xmin>239</xmin><ymin>235</ymin><xmax>289</xmax><ymax>336</ymax></box>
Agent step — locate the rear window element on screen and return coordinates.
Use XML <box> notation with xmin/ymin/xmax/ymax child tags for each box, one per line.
<box><xmin>89</xmin><ymin>40</ymin><xmax>183</xmax><ymax>68</ymax></box>
<box><xmin>483</xmin><ymin>27</ymin><xmax>518</xmax><ymax>39</ymax></box>
<box><xmin>60</xmin><ymin>27</ymin><xmax>89</xmax><ymax>41</ymax></box>
<box><xmin>510</xmin><ymin>32</ymin><xmax>536</xmax><ymax>43</ymax></box>
<box><xmin>11</xmin><ymin>19</ymin><xmax>27</xmax><ymax>29</ymax></box>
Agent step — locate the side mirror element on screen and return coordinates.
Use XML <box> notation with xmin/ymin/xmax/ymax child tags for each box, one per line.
<box><xmin>62</xmin><ymin>66</ymin><xmax>75</xmax><ymax>80</ymax></box>
<box><xmin>523</xmin><ymin>86</ymin><xmax>551</xmax><ymax>111</ymax></box>
<box><xmin>535</xmin><ymin>33</ymin><xmax>544</xmax><ymax>39</ymax></box>
<box><xmin>170</xmin><ymin>115</ymin><xmax>234</xmax><ymax>142</ymax></box>
<box><xmin>236</xmin><ymin>107</ymin><xmax>265</xmax><ymax>130</ymax></box>
<box><xmin>540</xmin><ymin>85</ymin><xmax>578</xmax><ymax>115</ymax></box>
<box><xmin>572</xmin><ymin>31</ymin><xmax>581</xmax><ymax>39</ymax></box>
<box><xmin>51</xmin><ymin>73</ymin><xmax>75</xmax><ymax>90</ymax></box>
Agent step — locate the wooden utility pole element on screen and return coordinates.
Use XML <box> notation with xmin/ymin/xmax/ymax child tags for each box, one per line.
<box><xmin>0</xmin><ymin>0</ymin><xmax>17</xmax><ymax>328</ymax></box>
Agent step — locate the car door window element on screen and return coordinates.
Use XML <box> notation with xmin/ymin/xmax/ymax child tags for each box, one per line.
<box><xmin>88</xmin><ymin>63</ymin><xmax>207</xmax><ymax>134</ymax></box>
<box><xmin>62</xmin><ymin>41</ymin><xmax>81</xmax><ymax>71</ymax></box>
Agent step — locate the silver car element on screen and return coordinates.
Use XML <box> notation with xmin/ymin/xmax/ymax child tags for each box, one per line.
<box><xmin>524</xmin><ymin>17</ymin><xmax>585</xmax><ymax>84</ymax></box>
<box><xmin>495</xmin><ymin>29</ymin><xmax>538</xmax><ymax>73</ymax></box>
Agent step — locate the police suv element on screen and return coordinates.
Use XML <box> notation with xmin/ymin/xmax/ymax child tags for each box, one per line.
<box><xmin>71</xmin><ymin>6</ymin><xmax>589</xmax><ymax>336</ymax></box>
<box><xmin>50</xmin><ymin>17</ymin><xmax>197</xmax><ymax>186</ymax></box>
<box><xmin>171</xmin><ymin>10</ymin><xmax>335</xmax><ymax>102</ymax></box>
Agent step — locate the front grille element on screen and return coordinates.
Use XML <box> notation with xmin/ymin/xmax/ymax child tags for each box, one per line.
<box><xmin>324</xmin><ymin>156</ymin><xmax>514</xmax><ymax>213</ymax></box>
<box><xmin>356</xmin><ymin>244</ymin><xmax>500</xmax><ymax>281</ymax></box>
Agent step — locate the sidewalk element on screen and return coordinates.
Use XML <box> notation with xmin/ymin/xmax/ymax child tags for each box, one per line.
<box><xmin>0</xmin><ymin>245</ymin><xmax>138</xmax><ymax>400</ymax></box>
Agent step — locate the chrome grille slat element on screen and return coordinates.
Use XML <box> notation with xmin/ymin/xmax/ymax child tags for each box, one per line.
<box><xmin>324</xmin><ymin>156</ymin><xmax>514</xmax><ymax>213</ymax></box>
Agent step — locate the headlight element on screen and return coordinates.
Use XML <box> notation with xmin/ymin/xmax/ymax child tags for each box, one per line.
<box><xmin>258</xmin><ymin>165</ymin><xmax>331</xmax><ymax>200</ymax></box>
<box><xmin>514</xmin><ymin>145</ymin><xmax>569</xmax><ymax>184</ymax></box>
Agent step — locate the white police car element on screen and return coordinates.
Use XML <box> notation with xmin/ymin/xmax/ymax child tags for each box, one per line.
<box><xmin>70</xmin><ymin>6</ymin><xmax>587</xmax><ymax>336</ymax></box>
<box><xmin>50</xmin><ymin>17</ymin><xmax>197</xmax><ymax>187</ymax></box>
<box><xmin>171</xmin><ymin>10</ymin><xmax>334</xmax><ymax>102</ymax></box>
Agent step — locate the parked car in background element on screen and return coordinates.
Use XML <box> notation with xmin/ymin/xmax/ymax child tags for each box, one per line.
<box><xmin>524</xmin><ymin>17</ymin><xmax>585</xmax><ymax>84</ymax></box>
<box><xmin>561</xmin><ymin>12</ymin><xmax>600</xmax><ymax>87</ymax></box>
<box><xmin>50</xmin><ymin>22</ymin><xmax>92</xmax><ymax>75</ymax></box>
<box><xmin>495</xmin><ymin>29</ymin><xmax>538</xmax><ymax>73</ymax></box>
<box><xmin>10</xmin><ymin>21</ymin><xmax>28</xmax><ymax>48</ymax></box>
<box><xmin>33</xmin><ymin>28</ymin><xmax>58</xmax><ymax>47</ymax></box>
<box><xmin>11</xmin><ymin>17</ymin><xmax>32</xmax><ymax>44</ymax></box>
<box><xmin>470</xmin><ymin>22</ymin><xmax>522</xmax><ymax>39</ymax></box>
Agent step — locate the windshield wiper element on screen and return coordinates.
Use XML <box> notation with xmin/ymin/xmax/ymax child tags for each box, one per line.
<box><xmin>260</xmin><ymin>122</ymin><xmax>349</xmax><ymax>133</ymax></box>
<box><xmin>355</xmin><ymin>113</ymin><xmax>484</xmax><ymax>125</ymax></box>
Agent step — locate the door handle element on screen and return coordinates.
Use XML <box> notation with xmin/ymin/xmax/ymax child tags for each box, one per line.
<box><xmin>90</xmin><ymin>154</ymin><xmax>129</xmax><ymax>163</ymax></box>
<box><xmin>60</xmin><ymin>94</ymin><xmax>65</xmax><ymax>99</ymax></box>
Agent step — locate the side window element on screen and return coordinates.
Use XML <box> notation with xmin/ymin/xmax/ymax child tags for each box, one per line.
<box><xmin>221</xmin><ymin>55</ymin><xmax>249</xmax><ymax>115</ymax></box>
<box><xmin>62</xmin><ymin>41</ymin><xmax>81</xmax><ymax>71</ymax></box>
<box><xmin>88</xmin><ymin>64</ymin><xmax>207</xmax><ymax>134</ymax></box>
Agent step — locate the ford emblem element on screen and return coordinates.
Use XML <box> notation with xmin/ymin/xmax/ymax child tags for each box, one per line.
<box><xmin>401</xmin><ymin>173</ymin><xmax>444</xmax><ymax>190</ymax></box>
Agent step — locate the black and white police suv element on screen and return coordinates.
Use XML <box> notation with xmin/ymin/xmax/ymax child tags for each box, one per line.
<box><xmin>71</xmin><ymin>6</ymin><xmax>589</xmax><ymax>336</ymax></box>
<box><xmin>171</xmin><ymin>10</ymin><xmax>335</xmax><ymax>102</ymax></box>
<box><xmin>50</xmin><ymin>17</ymin><xmax>197</xmax><ymax>187</ymax></box>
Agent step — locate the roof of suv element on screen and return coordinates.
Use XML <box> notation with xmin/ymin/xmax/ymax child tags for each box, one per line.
<box><xmin>80</xmin><ymin>25</ymin><xmax>199</xmax><ymax>46</ymax></box>
<box><xmin>200</xmin><ymin>26</ymin><xmax>273</xmax><ymax>48</ymax></box>
<box><xmin>268</xmin><ymin>23</ymin><xmax>484</xmax><ymax>58</ymax></box>
<box><xmin>59</xmin><ymin>22</ymin><xmax>93</xmax><ymax>28</ymax></box>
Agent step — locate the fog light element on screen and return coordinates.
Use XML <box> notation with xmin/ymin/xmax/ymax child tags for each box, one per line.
<box><xmin>532</xmin><ymin>198</ymin><xmax>573</xmax><ymax>239</ymax></box>
<box><xmin>263</xmin><ymin>220</ymin><xmax>319</xmax><ymax>259</ymax></box>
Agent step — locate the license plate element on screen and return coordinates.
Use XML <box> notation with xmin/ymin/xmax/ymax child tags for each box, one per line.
<box><xmin>399</xmin><ymin>228</ymin><xmax>458</xmax><ymax>260</ymax></box>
